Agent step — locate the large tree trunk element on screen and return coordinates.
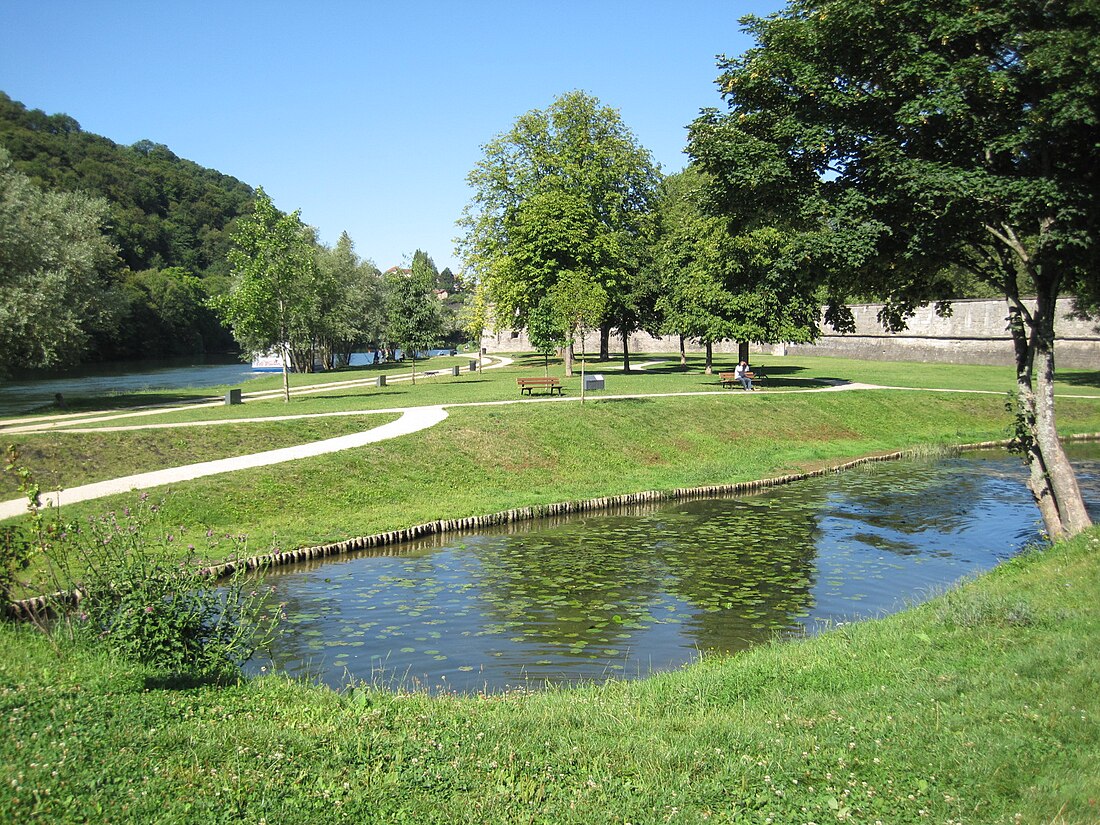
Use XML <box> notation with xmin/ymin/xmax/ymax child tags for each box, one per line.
<box><xmin>599</xmin><ymin>324</ymin><xmax>611</xmax><ymax>361</ymax></box>
<box><xmin>1031</xmin><ymin>288</ymin><xmax>1092</xmax><ymax>536</ymax></box>
<box><xmin>704</xmin><ymin>341</ymin><xmax>713</xmax><ymax>375</ymax></box>
<box><xmin>564</xmin><ymin>342</ymin><xmax>575</xmax><ymax>377</ymax></box>
<box><xmin>622</xmin><ymin>329</ymin><xmax>631</xmax><ymax>373</ymax></box>
<box><xmin>679</xmin><ymin>335</ymin><xmax>687</xmax><ymax>368</ymax></box>
<box><xmin>1006</xmin><ymin>289</ymin><xmax>1092</xmax><ymax>539</ymax></box>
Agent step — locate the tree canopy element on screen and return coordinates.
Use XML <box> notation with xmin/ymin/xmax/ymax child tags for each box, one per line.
<box><xmin>457</xmin><ymin>90</ymin><xmax>661</xmax><ymax>363</ymax></box>
<box><xmin>216</xmin><ymin>189</ymin><xmax>318</xmax><ymax>402</ymax></box>
<box><xmin>688</xmin><ymin>0</ymin><xmax>1099</xmax><ymax>537</ymax></box>
<box><xmin>0</xmin><ymin>148</ymin><xmax>123</xmax><ymax>377</ymax></box>
<box><xmin>383</xmin><ymin>250</ymin><xmax>444</xmax><ymax>383</ymax></box>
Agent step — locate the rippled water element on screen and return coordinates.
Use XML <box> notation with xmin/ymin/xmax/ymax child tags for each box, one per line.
<box><xmin>252</xmin><ymin>443</ymin><xmax>1099</xmax><ymax>693</ymax></box>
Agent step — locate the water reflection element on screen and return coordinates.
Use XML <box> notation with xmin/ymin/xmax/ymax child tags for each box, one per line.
<box><xmin>254</xmin><ymin>445</ymin><xmax>1099</xmax><ymax>693</ymax></box>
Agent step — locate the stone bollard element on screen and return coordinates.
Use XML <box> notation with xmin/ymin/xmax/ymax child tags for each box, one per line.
<box><xmin>452</xmin><ymin>365</ymin><xmax>461</xmax><ymax>377</ymax></box>
<box><xmin>376</xmin><ymin>375</ymin><xmax>387</xmax><ymax>388</ymax></box>
<box><xmin>469</xmin><ymin>359</ymin><xmax>479</xmax><ymax>372</ymax></box>
<box><xmin>225</xmin><ymin>388</ymin><xmax>242</xmax><ymax>405</ymax></box>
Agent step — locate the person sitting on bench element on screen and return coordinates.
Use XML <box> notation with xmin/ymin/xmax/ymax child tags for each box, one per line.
<box><xmin>734</xmin><ymin>360</ymin><xmax>754</xmax><ymax>391</ymax></box>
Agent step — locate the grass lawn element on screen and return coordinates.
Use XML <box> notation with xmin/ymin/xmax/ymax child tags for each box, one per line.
<box><xmin>3</xmin><ymin>353</ymin><xmax>1099</xmax><ymax>559</ymax></box>
<box><xmin>1</xmin><ymin>352</ymin><xmax>1099</xmax><ymax>823</ymax></box>
<box><xmin>2</xmin><ymin>528</ymin><xmax>1098</xmax><ymax>824</ymax></box>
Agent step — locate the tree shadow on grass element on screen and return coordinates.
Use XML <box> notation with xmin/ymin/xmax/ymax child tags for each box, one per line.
<box><xmin>1057</xmin><ymin>369</ymin><xmax>1100</xmax><ymax>391</ymax></box>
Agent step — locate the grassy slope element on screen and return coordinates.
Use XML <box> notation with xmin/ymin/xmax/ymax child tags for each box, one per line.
<box><xmin>2</xmin><ymin>529</ymin><xmax>1098</xmax><ymax>824</ymax></box>
<box><xmin>25</xmin><ymin>388</ymin><xmax>1100</xmax><ymax>554</ymax></box>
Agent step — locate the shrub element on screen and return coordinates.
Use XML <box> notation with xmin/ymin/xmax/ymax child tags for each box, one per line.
<box><xmin>10</xmin><ymin>487</ymin><xmax>285</xmax><ymax>680</ymax></box>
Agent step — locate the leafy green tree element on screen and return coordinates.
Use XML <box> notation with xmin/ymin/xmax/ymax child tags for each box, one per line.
<box><xmin>383</xmin><ymin>254</ymin><xmax>443</xmax><ymax>384</ymax></box>
<box><xmin>458</xmin><ymin>91</ymin><xmax>660</xmax><ymax>368</ymax></box>
<box><xmin>550</xmin><ymin>270</ymin><xmax>608</xmax><ymax>400</ymax></box>
<box><xmin>689</xmin><ymin>0</ymin><xmax>1098</xmax><ymax>538</ymax></box>
<box><xmin>0</xmin><ymin>148</ymin><xmax>123</xmax><ymax>377</ymax></box>
<box><xmin>458</xmin><ymin>282</ymin><xmax>491</xmax><ymax>371</ymax></box>
<box><xmin>215</xmin><ymin>188</ymin><xmax>317</xmax><ymax>402</ymax></box>
<box><xmin>314</xmin><ymin>232</ymin><xmax>383</xmax><ymax>369</ymax></box>
<box><xmin>654</xmin><ymin>166</ymin><xmax>819</xmax><ymax>373</ymax></box>
<box><xmin>526</xmin><ymin>294</ymin><xmax>569</xmax><ymax>376</ymax></box>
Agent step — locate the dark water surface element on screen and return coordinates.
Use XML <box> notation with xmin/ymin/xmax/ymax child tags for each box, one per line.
<box><xmin>254</xmin><ymin>443</ymin><xmax>1100</xmax><ymax>693</ymax></box>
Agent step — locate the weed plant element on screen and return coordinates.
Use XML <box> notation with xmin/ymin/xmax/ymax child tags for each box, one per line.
<box><xmin>4</xmin><ymin>457</ymin><xmax>283</xmax><ymax>680</ymax></box>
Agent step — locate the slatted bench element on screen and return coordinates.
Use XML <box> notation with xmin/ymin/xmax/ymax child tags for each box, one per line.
<box><xmin>719</xmin><ymin>370</ymin><xmax>765</xmax><ymax>389</ymax></box>
<box><xmin>517</xmin><ymin>376</ymin><xmax>563</xmax><ymax>395</ymax></box>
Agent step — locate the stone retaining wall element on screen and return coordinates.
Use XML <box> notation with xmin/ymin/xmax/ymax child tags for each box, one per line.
<box><xmin>482</xmin><ymin>298</ymin><xmax>1100</xmax><ymax>368</ymax></box>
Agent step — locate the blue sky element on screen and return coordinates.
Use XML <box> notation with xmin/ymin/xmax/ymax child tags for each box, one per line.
<box><xmin>1</xmin><ymin>1</ymin><xmax>778</xmax><ymax>274</ymax></box>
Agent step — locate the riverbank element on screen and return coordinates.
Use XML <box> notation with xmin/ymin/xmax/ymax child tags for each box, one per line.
<box><xmin>2</xmin><ymin>525</ymin><xmax>1098</xmax><ymax>823</ymax></box>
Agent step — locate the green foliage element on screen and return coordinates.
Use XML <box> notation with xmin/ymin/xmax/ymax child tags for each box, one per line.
<box><xmin>0</xmin><ymin>447</ymin><xmax>50</xmax><ymax>601</ymax></box>
<box><xmin>458</xmin><ymin>90</ymin><xmax>660</xmax><ymax>336</ymax></box>
<box><xmin>383</xmin><ymin>252</ymin><xmax>444</xmax><ymax>382</ymax></box>
<box><xmin>0</xmin><ymin>92</ymin><xmax>259</xmax><ymax>364</ymax></box>
<box><xmin>215</xmin><ymin>188</ymin><xmax>318</xmax><ymax>400</ymax></box>
<box><xmin>0</xmin><ymin>148</ymin><xmax>125</xmax><ymax>376</ymax></box>
<box><xmin>688</xmin><ymin>0</ymin><xmax>1100</xmax><ymax>536</ymax></box>
<box><xmin>313</xmin><ymin>232</ymin><xmax>383</xmax><ymax>368</ymax></box>
<box><xmin>42</xmin><ymin>497</ymin><xmax>283</xmax><ymax>679</ymax></box>
<box><xmin>689</xmin><ymin>0</ymin><xmax>1100</xmax><ymax>325</ymax></box>
<box><xmin>0</xmin><ymin>91</ymin><xmax>255</xmax><ymax>277</ymax></box>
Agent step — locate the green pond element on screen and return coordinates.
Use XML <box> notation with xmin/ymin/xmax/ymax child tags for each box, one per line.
<box><xmin>253</xmin><ymin>444</ymin><xmax>1100</xmax><ymax>693</ymax></box>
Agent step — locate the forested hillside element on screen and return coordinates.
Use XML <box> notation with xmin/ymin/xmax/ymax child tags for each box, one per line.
<box><xmin>0</xmin><ymin>92</ymin><xmax>255</xmax><ymax>362</ymax></box>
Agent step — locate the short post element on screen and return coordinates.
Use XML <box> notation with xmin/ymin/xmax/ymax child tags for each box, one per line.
<box><xmin>469</xmin><ymin>359</ymin><xmax>478</xmax><ymax>372</ymax></box>
<box><xmin>225</xmin><ymin>388</ymin><xmax>242</xmax><ymax>405</ymax></box>
<box><xmin>452</xmin><ymin>365</ymin><xmax>461</xmax><ymax>377</ymax></box>
<box><xmin>376</xmin><ymin>375</ymin><xmax>387</xmax><ymax>388</ymax></box>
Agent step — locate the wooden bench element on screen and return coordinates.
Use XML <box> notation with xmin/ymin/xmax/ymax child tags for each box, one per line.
<box><xmin>517</xmin><ymin>376</ymin><xmax>563</xmax><ymax>395</ymax></box>
<box><xmin>719</xmin><ymin>370</ymin><xmax>765</xmax><ymax>389</ymax></box>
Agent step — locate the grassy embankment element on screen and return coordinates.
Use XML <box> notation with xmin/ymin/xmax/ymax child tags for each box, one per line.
<box><xmin>3</xmin><ymin>353</ymin><xmax>1099</xmax><ymax>559</ymax></box>
<box><xmin>2</xmin><ymin>353</ymin><xmax>1100</xmax><ymax>822</ymax></box>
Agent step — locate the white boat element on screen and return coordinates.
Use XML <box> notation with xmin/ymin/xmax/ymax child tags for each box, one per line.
<box><xmin>251</xmin><ymin>351</ymin><xmax>285</xmax><ymax>372</ymax></box>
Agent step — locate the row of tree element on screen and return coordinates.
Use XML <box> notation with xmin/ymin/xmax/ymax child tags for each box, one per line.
<box><xmin>0</xmin><ymin>91</ymin><xmax>467</xmax><ymax>380</ymax></box>
<box><xmin>456</xmin><ymin>0</ymin><xmax>1098</xmax><ymax>540</ymax></box>
<box><xmin>213</xmin><ymin>189</ymin><xmax>458</xmax><ymax>402</ymax></box>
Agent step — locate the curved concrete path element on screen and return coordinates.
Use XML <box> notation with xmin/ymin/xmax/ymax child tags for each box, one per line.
<box><xmin>0</xmin><ymin>407</ymin><xmax>448</xmax><ymax>521</ymax></box>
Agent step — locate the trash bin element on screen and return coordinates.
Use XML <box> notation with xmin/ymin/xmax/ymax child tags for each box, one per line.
<box><xmin>583</xmin><ymin>374</ymin><xmax>604</xmax><ymax>391</ymax></box>
<box><xmin>376</xmin><ymin>375</ymin><xmax>387</xmax><ymax>388</ymax></box>
<box><xmin>451</xmin><ymin>365</ymin><xmax>461</xmax><ymax>377</ymax></box>
<box><xmin>225</xmin><ymin>389</ymin><xmax>242</xmax><ymax>405</ymax></box>
<box><xmin>469</xmin><ymin>359</ymin><xmax>479</xmax><ymax>372</ymax></box>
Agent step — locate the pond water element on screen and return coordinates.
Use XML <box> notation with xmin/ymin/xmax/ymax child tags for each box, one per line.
<box><xmin>253</xmin><ymin>443</ymin><xmax>1100</xmax><ymax>694</ymax></box>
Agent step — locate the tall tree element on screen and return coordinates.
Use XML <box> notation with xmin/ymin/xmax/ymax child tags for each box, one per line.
<box><xmin>314</xmin><ymin>231</ymin><xmax>383</xmax><ymax>369</ymax></box>
<box><xmin>550</xmin><ymin>270</ymin><xmax>608</xmax><ymax>402</ymax></box>
<box><xmin>457</xmin><ymin>90</ymin><xmax>661</xmax><ymax>369</ymax></box>
<box><xmin>0</xmin><ymin>148</ymin><xmax>123</xmax><ymax>377</ymax></box>
<box><xmin>383</xmin><ymin>253</ymin><xmax>443</xmax><ymax>384</ymax></box>
<box><xmin>689</xmin><ymin>0</ymin><xmax>1099</xmax><ymax>539</ymax></box>
<box><xmin>216</xmin><ymin>188</ymin><xmax>317</xmax><ymax>403</ymax></box>
<box><xmin>655</xmin><ymin>166</ymin><xmax>819</xmax><ymax>373</ymax></box>
<box><xmin>458</xmin><ymin>282</ymin><xmax>490</xmax><ymax>371</ymax></box>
